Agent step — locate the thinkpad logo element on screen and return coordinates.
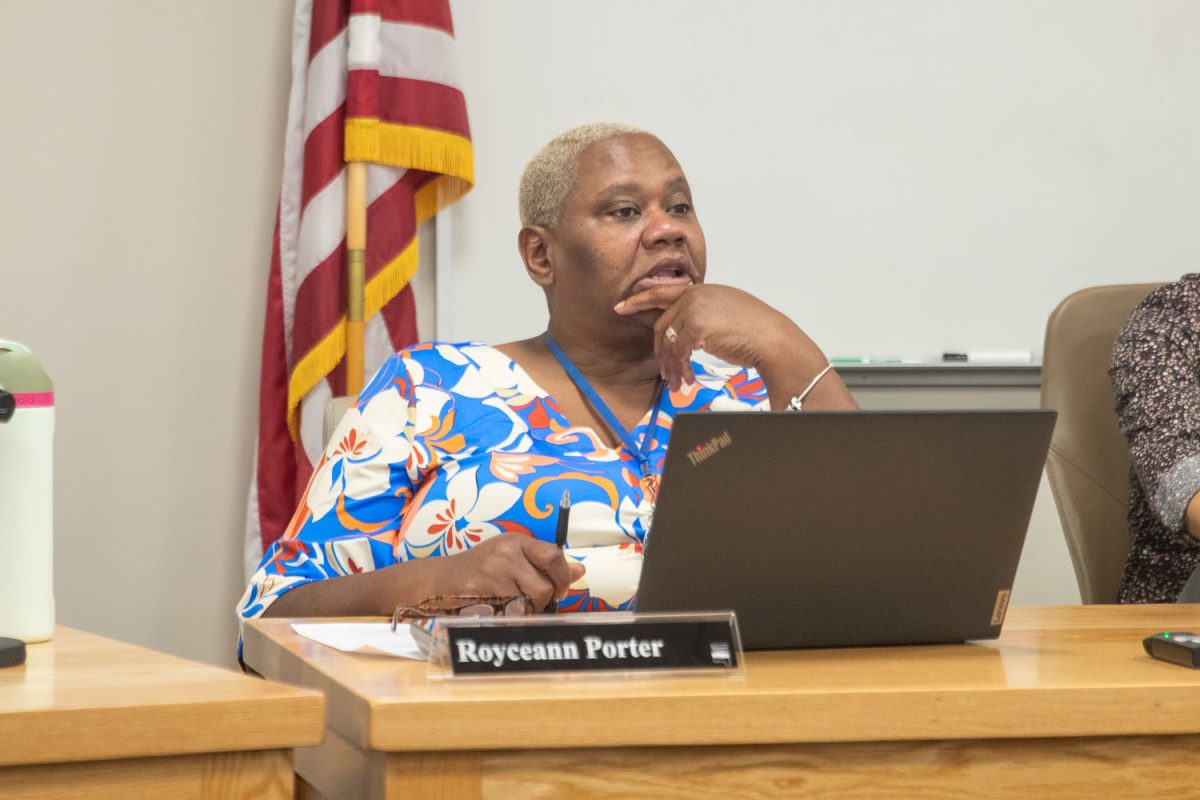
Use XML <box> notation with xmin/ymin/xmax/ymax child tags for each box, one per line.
<box><xmin>687</xmin><ymin>431</ymin><xmax>733</xmax><ymax>465</ymax></box>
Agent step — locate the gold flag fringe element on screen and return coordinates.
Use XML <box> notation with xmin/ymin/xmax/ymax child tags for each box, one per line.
<box><xmin>344</xmin><ymin>120</ymin><xmax>474</xmax><ymax>184</ymax></box>
<box><xmin>285</xmin><ymin>122</ymin><xmax>475</xmax><ymax>446</ymax></box>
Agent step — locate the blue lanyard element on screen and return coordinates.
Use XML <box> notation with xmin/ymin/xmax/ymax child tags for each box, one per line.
<box><xmin>545</xmin><ymin>336</ymin><xmax>665</xmax><ymax>477</ymax></box>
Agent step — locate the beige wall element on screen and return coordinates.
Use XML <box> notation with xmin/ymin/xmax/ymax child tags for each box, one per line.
<box><xmin>1</xmin><ymin>2</ymin><xmax>1081</xmax><ymax>671</ymax></box>
<box><xmin>1</xmin><ymin>2</ymin><xmax>293</xmax><ymax>667</ymax></box>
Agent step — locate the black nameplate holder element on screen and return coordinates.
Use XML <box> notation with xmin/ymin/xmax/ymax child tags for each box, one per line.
<box><xmin>425</xmin><ymin>611</ymin><xmax>742</xmax><ymax>679</ymax></box>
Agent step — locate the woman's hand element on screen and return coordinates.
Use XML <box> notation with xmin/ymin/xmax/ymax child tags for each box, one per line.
<box><xmin>614</xmin><ymin>284</ymin><xmax>816</xmax><ymax>385</ymax></box>
<box><xmin>421</xmin><ymin>533</ymin><xmax>586</xmax><ymax>613</ymax></box>
<box><xmin>614</xmin><ymin>283</ymin><xmax>857</xmax><ymax>410</ymax></box>
<box><xmin>263</xmin><ymin>533</ymin><xmax>586</xmax><ymax>619</ymax></box>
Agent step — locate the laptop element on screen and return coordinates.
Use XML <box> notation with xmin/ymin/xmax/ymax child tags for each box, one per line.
<box><xmin>635</xmin><ymin>410</ymin><xmax>1056</xmax><ymax>650</ymax></box>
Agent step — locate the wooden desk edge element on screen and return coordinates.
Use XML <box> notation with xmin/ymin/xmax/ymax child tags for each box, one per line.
<box><xmin>244</xmin><ymin>620</ymin><xmax>372</xmax><ymax>748</ymax></box>
<box><xmin>0</xmin><ymin>627</ymin><xmax>327</xmax><ymax>767</ymax></box>
<box><xmin>245</xmin><ymin>607</ymin><xmax>1200</xmax><ymax>753</ymax></box>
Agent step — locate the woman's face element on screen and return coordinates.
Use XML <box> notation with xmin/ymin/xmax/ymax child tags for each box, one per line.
<box><xmin>546</xmin><ymin>134</ymin><xmax>707</xmax><ymax>333</ymax></box>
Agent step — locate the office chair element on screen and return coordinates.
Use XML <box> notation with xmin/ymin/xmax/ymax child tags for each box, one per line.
<box><xmin>323</xmin><ymin>396</ymin><xmax>355</xmax><ymax>448</ymax></box>
<box><xmin>1041</xmin><ymin>283</ymin><xmax>1162</xmax><ymax>603</ymax></box>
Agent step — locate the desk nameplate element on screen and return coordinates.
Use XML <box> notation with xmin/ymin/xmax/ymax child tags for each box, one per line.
<box><xmin>429</xmin><ymin>611</ymin><xmax>742</xmax><ymax>678</ymax></box>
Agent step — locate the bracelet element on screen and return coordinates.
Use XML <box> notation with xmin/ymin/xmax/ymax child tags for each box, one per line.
<box><xmin>785</xmin><ymin>364</ymin><xmax>833</xmax><ymax>412</ymax></box>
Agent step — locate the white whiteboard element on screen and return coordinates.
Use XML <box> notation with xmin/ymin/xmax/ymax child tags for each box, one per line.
<box><xmin>440</xmin><ymin>0</ymin><xmax>1200</xmax><ymax>360</ymax></box>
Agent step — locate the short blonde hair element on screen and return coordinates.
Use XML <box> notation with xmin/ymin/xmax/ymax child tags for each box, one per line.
<box><xmin>518</xmin><ymin>122</ymin><xmax>646</xmax><ymax>229</ymax></box>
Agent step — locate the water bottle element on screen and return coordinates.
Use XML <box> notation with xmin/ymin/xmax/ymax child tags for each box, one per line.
<box><xmin>0</xmin><ymin>340</ymin><xmax>55</xmax><ymax>642</ymax></box>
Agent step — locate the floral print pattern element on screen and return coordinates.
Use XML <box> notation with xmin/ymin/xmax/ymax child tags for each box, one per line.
<box><xmin>237</xmin><ymin>342</ymin><xmax>767</xmax><ymax>622</ymax></box>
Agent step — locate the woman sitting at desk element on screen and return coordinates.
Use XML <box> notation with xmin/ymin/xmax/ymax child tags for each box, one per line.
<box><xmin>1111</xmin><ymin>275</ymin><xmax>1200</xmax><ymax>602</ymax></box>
<box><xmin>238</xmin><ymin>123</ymin><xmax>857</xmax><ymax>623</ymax></box>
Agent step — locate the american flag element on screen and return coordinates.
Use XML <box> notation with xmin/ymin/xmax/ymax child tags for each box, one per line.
<box><xmin>245</xmin><ymin>0</ymin><xmax>472</xmax><ymax>575</ymax></box>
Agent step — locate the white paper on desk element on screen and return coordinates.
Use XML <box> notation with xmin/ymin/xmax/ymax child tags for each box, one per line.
<box><xmin>291</xmin><ymin>622</ymin><xmax>424</xmax><ymax>660</ymax></box>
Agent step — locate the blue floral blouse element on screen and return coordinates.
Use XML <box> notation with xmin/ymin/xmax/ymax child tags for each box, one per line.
<box><xmin>237</xmin><ymin>342</ymin><xmax>768</xmax><ymax>620</ymax></box>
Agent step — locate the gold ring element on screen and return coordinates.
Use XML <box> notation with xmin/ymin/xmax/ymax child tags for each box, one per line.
<box><xmin>665</xmin><ymin>326</ymin><xmax>679</xmax><ymax>343</ymax></box>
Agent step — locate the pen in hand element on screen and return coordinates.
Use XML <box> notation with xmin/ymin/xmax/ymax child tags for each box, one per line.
<box><xmin>546</xmin><ymin>490</ymin><xmax>571</xmax><ymax>613</ymax></box>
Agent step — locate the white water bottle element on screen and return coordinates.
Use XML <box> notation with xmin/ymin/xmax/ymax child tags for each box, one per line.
<box><xmin>0</xmin><ymin>340</ymin><xmax>55</xmax><ymax>642</ymax></box>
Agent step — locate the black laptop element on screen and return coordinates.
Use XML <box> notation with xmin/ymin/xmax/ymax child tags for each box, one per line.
<box><xmin>635</xmin><ymin>410</ymin><xmax>1056</xmax><ymax>650</ymax></box>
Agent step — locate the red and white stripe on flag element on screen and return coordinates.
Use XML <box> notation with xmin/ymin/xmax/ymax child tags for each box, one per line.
<box><xmin>245</xmin><ymin>0</ymin><xmax>472</xmax><ymax>576</ymax></box>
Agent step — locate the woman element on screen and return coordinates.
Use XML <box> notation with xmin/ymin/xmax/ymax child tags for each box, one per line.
<box><xmin>237</xmin><ymin>123</ymin><xmax>857</xmax><ymax>623</ymax></box>
<box><xmin>1111</xmin><ymin>275</ymin><xmax>1200</xmax><ymax>602</ymax></box>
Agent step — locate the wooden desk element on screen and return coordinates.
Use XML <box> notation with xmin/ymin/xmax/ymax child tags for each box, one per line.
<box><xmin>0</xmin><ymin>626</ymin><xmax>324</xmax><ymax>799</ymax></box>
<box><xmin>244</xmin><ymin>606</ymin><xmax>1200</xmax><ymax>799</ymax></box>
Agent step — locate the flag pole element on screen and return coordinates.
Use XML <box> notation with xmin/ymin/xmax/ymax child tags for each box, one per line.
<box><xmin>345</xmin><ymin>160</ymin><xmax>367</xmax><ymax>396</ymax></box>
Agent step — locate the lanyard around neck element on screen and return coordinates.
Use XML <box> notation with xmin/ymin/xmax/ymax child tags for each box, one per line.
<box><xmin>545</xmin><ymin>335</ymin><xmax>665</xmax><ymax>477</ymax></box>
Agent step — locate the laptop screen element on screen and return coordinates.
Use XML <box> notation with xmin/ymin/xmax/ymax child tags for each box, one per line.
<box><xmin>635</xmin><ymin>410</ymin><xmax>1055</xmax><ymax>650</ymax></box>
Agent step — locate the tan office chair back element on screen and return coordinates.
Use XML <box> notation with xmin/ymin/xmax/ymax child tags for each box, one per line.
<box><xmin>1041</xmin><ymin>283</ymin><xmax>1162</xmax><ymax>603</ymax></box>
<box><xmin>323</xmin><ymin>396</ymin><xmax>355</xmax><ymax>448</ymax></box>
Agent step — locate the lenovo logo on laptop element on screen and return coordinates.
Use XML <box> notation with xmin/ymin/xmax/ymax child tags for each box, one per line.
<box><xmin>990</xmin><ymin>589</ymin><xmax>1011</xmax><ymax>626</ymax></box>
<box><xmin>686</xmin><ymin>431</ymin><xmax>733</xmax><ymax>466</ymax></box>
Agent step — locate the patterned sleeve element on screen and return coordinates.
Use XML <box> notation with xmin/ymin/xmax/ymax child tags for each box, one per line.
<box><xmin>1110</xmin><ymin>282</ymin><xmax>1200</xmax><ymax>536</ymax></box>
<box><xmin>237</xmin><ymin>352</ymin><xmax>427</xmax><ymax>620</ymax></box>
<box><xmin>689</xmin><ymin>355</ymin><xmax>770</xmax><ymax>410</ymax></box>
